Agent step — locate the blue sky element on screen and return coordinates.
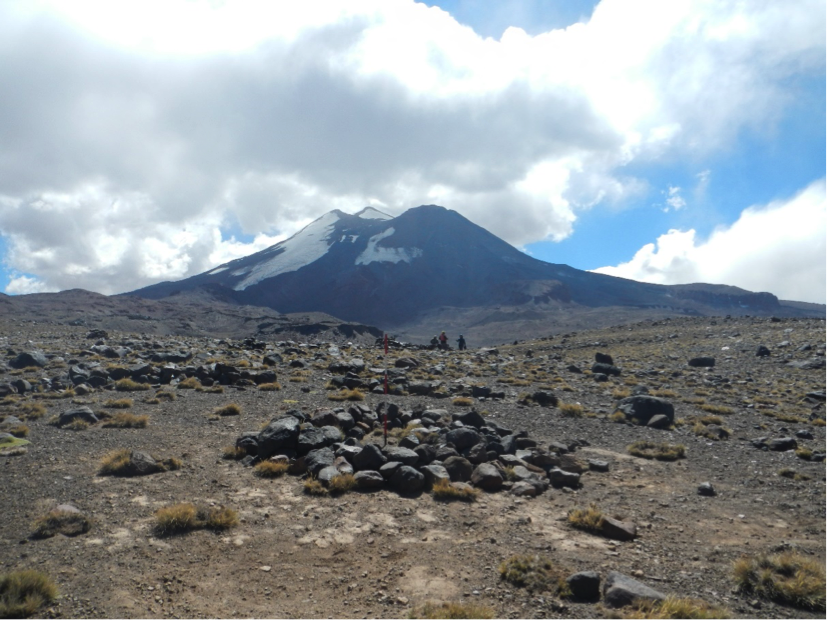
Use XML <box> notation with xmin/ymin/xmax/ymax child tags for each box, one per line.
<box><xmin>0</xmin><ymin>0</ymin><xmax>824</xmax><ymax>303</ymax></box>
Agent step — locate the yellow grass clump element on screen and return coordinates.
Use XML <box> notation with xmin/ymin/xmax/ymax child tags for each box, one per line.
<box><xmin>0</xmin><ymin>570</ymin><xmax>59</xmax><ymax>618</ymax></box>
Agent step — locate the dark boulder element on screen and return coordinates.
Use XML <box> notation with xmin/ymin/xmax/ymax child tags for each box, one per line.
<box><xmin>257</xmin><ymin>416</ymin><xmax>301</xmax><ymax>458</ymax></box>
<box><xmin>616</xmin><ymin>396</ymin><xmax>674</xmax><ymax>424</ymax></box>
<box><xmin>595</xmin><ymin>352</ymin><xmax>614</xmax><ymax>365</ymax></box>
<box><xmin>591</xmin><ymin>363</ymin><xmax>621</xmax><ymax>376</ymax></box>
<box><xmin>603</xmin><ymin>571</ymin><xmax>666</xmax><ymax>608</ymax></box>
<box><xmin>11</xmin><ymin>351</ymin><xmax>48</xmax><ymax>369</ymax></box>
<box><xmin>688</xmin><ymin>356</ymin><xmax>715</xmax><ymax>368</ymax></box>
<box><xmin>390</xmin><ymin>465</ymin><xmax>425</xmax><ymax>494</ymax></box>
<box><xmin>446</xmin><ymin>427</ymin><xmax>481</xmax><ymax>450</ymax></box>
<box><xmin>442</xmin><ymin>456</ymin><xmax>474</xmax><ymax>482</ymax></box>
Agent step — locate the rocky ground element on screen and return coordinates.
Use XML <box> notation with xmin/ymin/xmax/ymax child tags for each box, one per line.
<box><xmin>0</xmin><ymin>314</ymin><xmax>824</xmax><ymax>619</ymax></box>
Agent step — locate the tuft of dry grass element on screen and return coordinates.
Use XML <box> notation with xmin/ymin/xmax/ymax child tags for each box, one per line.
<box><xmin>7</xmin><ymin>425</ymin><xmax>29</xmax><ymax>438</ymax></box>
<box><xmin>102</xmin><ymin>413</ymin><xmax>148</xmax><ymax>428</ymax></box>
<box><xmin>198</xmin><ymin>385</ymin><xmax>224</xmax><ymax>394</ymax></box>
<box><xmin>408</xmin><ymin>601</ymin><xmax>495</xmax><ymax>619</ymax></box>
<box><xmin>559</xmin><ymin>403</ymin><xmax>584</xmax><ymax>418</ymax></box>
<box><xmin>777</xmin><ymin>467</ymin><xmax>810</xmax><ymax>481</ymax></box>
<box><xmin>567</xmin><ymin>504</ymin><xmax>604</xmax><ymax>533</ymax></box>
<box><xmin>254</xmin><ymin>460</ymin><xmax>289</xmax><ymax>478</ymax></box>
<box><xmin>214</xmin><ymin>403</ymin><xmax>241</xmax><ymax>416</ymax></box>
<box><xmin>176</xmin><ymin>377</ymin><xmax>201</xmax><ymax>390</ymax></box>
<box><xmin>699</xmin><ymin>403</ymin><xmax>734</xmax><ymax>415</ymax></box>
<box><xmin>733</xmin><ymin>551</ymin><xmax>825</xmax><ymax>610</ymax></box>
<box><xmin>31</xmin><ymin>510</ymin><xmax>92</xmax><ymax>539</ymax></box>
<box><xmin>627</xmin><ymin>440</ymin><xmax>686</xmax><ymax>461</ymax></box>
<box><xmin>795</xmin><ymin>447</ymin><xmax>813</xmax><ymax>460</ymax></box>
<box><xmin>64</xmin><ymin>419</ymin><xmax>90</xmax><ymax>431</ymax></box>
<box><xmin>612</xmin><ymin>387</ymin><xmax>631</xmax><ymax>400</ymax></box>
<box><xmin>451</xmin><ymin>397</ymin><xmax>474</xmax><ymax>407</ymax></box>
<box><xmin>328</xmin><ymin>473</ymin><xmax>357</xmax><ymax>494</ymax></box>
<box><xmin>303</xmin><ymin>477</ymin><xmax>329</xmax><ymax>496</ymax></box>
<box><xmin>498</xmin><ymin>554</ymin><xmax>570</xmax><ymax>596</ymax></box>
<box><xmin>258</xmin><ymin>382</ymin><xmax>282</xmax><ymax>391</ymax></box>
<box><xmin>0</xmin><ymin>570</ymin><xmax>58</xmax><ymax>618</ymax></box>
<box><xmin>222</xmin><ymin>446</ymin><xmax>248</xmax><ymax>460</ymax></box>
<box><xmin>621</xmin><ymin>596</ymin><xmax>731</xmax><ymax>618</ymax></box>
<box><xmin>155</xmin><ymin>391</ymin><xmax>176</xmax><ymax>401</ymax></box>
<box><xmin>103</xmin><ymin>398</ymin><xmax>133</xmax><ymax>409</ymax></box>
<box><xmin>114</xmin><ymin>378</ymin><xmax>151</xmax><ymax>392</ymax></box>
<box><xmin>17</xmin><ymin>402</ymin><xmax>47</xmax><ymax>419</ymax></box>
<box><xmin>432</xmin><ymin>478</ymin><xmax>479</xmax><ymax>502</ymax></box>
<box><xmin>154</xmin><ymin>503</ymin><xmax>238</xmax><ymax>536</ymax></box>
<box><xmin>327</xmin><ymin>389</ymin><xmax>365</xmax><ymax>402</ymax></box>
<box><xmin>154</xmin><ymin>503</ymin><xmax>198</xmax><ymax>535</ymax></box>
<box><xmin>608</xmin><ymin>410</ymin><xmax>627</xmax><ymax>423</ymax></box>
<box><xmin>98</xmin><ymin>449</ymin><xmax>132</xmax><ymax>475</ymax></box>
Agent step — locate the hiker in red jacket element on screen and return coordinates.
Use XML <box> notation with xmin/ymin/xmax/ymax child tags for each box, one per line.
<box><xmin>438</xmin><ymin>331</ymin><xmax>448</xmax><ymax>350</ymax></box>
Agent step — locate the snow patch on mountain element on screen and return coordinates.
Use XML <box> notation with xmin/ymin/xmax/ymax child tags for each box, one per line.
<box><xmin>234</xmin><ymin>211</ymin><xmax>340</xmax><ymax>290</ymax></box>
<box><xmin>356</xmin><ymin>227</ymin><xmax>423</xmax><ymax>265</ymax></box>
<box><xmin>356</xmin><ymin>207</ymin><xmax>392</xmax><ymax>220</ymax></box>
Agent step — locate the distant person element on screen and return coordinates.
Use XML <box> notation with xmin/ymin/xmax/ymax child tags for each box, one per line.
<box><xmin>457</xmin><ymin>334</ymin><xmax>466</xmax><ymax>350</ymax></box>
<box><xmin>438</xmin><ymin>331</ymin><xmax>448</xmax><ymax>350</ymax></box>
<box><xmin>430</xmin><ymin>335</ymin><xmax>439</xmax><ymax>348</ymax></box>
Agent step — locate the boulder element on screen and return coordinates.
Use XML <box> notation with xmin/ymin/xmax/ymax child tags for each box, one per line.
<box><xmin>567</xmin><ymin>571</ymin><xmax>601</xmax><ymax>602</ymax></box>
<box><xmin>591</xmin><ymin>363</ymin><xmax>621</xmax><ymax>376</ymax></box>
<box><xmin>384</xmin><ymin>446</ymin><xmax>419</xmax><ymax>466</ymax></box>
<box><xmin>595</xmin><ymin>352</ymin><xmax>614</xmax><ymax>365</ymax></box>
<box><xmin>531</xmin><ymin>390</ymin><xmax>558</xmax><ymax>407</ymax></box>
<box><xmin>470</xmin><ymin>463</ymin><xmax>503</xmax><ymax>490</ymax></box>
<box><xmin>548</xmin><ymin>467</ymin><xmax>580</xmax><ymax>489</ymax></box>
<box><xmin>390</xmin><ymin>465</ymin><xmax>425</xmax><ymax>494</ymax></box>
<box><xmin>11</xmin><ymin>351</ymin><xmax>48</xmax><ymax>369</ymax></box>
<box><xmin>453</xmin><ymin>409</ymin><xmax>486</xmax><ymax>428</ymax></box>
<box><xmin>124</xmin><ymin>451</ymin><xmax>161</xmax><ymax>476</ymax></box>
<box><xmin>646</xmin><ymin>414</ymin><xmax>672</xmax><ymax>429</ymax></box>
<box><xmin>588</xmin><ymin>459</ymin><xmax>610</xmax><ymax>473</ymax></box>
<box><xmin>603</xmin><ymin>571</ymin><xmax>666</xmax><ymax>608</ymax></box>
<box><xmin>304</xmin><ymin>448</ymin><xmax>336</xmax><ymax>476</ymax></box>
<box><xmin>697</xmin><ymin>482</ymin><xmax>716</xmax><ymax>496</ymax></box>
<box><xmin>442</xmin><ymin>456</ymin><xmax>474</xmax><ymax>482</ymax></box>
<box><xmin>354</xmin><ymin>470</ymin><xmax>384</xmax><ymax>489</ymax></box>
<box><xmin>616</xmin><ymin>396</ymin><xmax>674</xmax><ymax>424</ymax></box>
<box><xmin>58</xmin><ymin>407</ymin><xmax>99</xmax><ymax>426</ymax></box>
<box><xmin>755</xmin><ymin>345</ymin><xmax>771</xmax><ymax>357</ymax></box>
<box><xmin>297</xmin><ymin>427</ymin><xmax>329</xmax><ymax>455</ymax></box>
<box><xmin>352</xmin><ymin>443</ymin><xmax>387</xmax><ymax>471</ymax></box>
<box><xmin>768</xmin><ymin>437</ymin><xmax>797</xmax><ymax>452</ymax></box>
<box><xmin>509</xmin><ymin>481</ymin><xmax>539</xmax><ymax>497</ymax></box>
<box><xmin>601</xmin><ymin>516</ymin><xmax>637</xmax><ymax>541</ymax></box>
<box><xmin>420</xmin><ymin>464</ymin><xmax>450</xmax><ymax>487</ymax></box>
<box><xmin>688</xmin><ymin>356</ymin><xmax>715</xmax><ymax>368</ymax></box>
<box><xmin>258</xmin><ymin>416</ymin><xmax>301</xmax><ymax>458</ymax></box>
<box><xmin>446</xmin><ymin>427</ymin><xmax>481</xmax><ymax>450</ymax></box>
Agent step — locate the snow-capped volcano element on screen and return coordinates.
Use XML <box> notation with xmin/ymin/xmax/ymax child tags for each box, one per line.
<box><xmin>131</xmin><ymin>204</ymin><xmax>793</xmax><ymax>328</ymax></box>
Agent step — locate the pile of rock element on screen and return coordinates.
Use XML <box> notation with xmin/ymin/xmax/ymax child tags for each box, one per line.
<box><xmin>232</xmin><ymin>405</ymin><xmax>596</xmax><ymax>496</ymax></box>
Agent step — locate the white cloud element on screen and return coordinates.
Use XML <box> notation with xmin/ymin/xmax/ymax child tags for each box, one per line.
<box><xmin>593</xmin><ymin>180</ymin><xmax>827</xmax><ymax>303</ymax></box>
<box><xmin>663</xmin><ymin>186</ymin><xmax>686</xmax><ymax>212</ymax></box>
<box><xmin>0</xmin><ymin>0</ymin><xmax>823</xmax><ymax>294</ymax></box>
<box><xmin>4</xmin><ymin>275</ymin><xmax>57</xmax><ymax>295</ymax></box>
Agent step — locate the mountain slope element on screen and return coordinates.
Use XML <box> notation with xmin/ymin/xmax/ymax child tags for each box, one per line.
<box><xmin>130</xmin><ymin>205</ymin><xmax>824</xmax><ymax>331</ymax></box>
